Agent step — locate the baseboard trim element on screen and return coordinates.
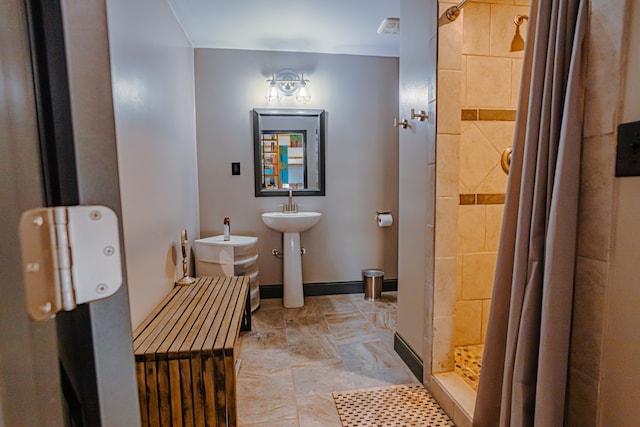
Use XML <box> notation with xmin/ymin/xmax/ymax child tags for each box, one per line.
<box><xmin>394</xmin><ymin>332</ymin><xmax>423</xmax><ymax>381</ymax></box>
<box><xmin>259</xmin><ymin>279</ymin><xmax>398</xmax><ymax>299</ymax></box>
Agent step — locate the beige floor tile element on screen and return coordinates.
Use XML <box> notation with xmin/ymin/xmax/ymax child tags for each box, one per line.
<box><xmin>287</xmin><ymin>333</ymin><xmax>342</xmax><ymax>368</ymax></box>
<box><xmin>239</xmin><ymin>348</ymin><xmax>291</xmax><ymax>376</ymax></box>
<box><xmin>324</xmin><ymin>293</ymin><xmax>363</xmax><ymax>304</ymax></box>
<box><xmin>285</xmin><ymin>315</ymin><xmax>331</xmax><ymax>336</ymax></box>
<box><xmin>252</xmin><ymin>308</ymin><xmax>286</xmax><ymax>331</ymax></box>
<box><xmin>353</xmin><ymin>293</ymin><xmax>398</xmax><ymax>314</ymax></box>
<box><xmin>239</xmin><ymin>329</ymin><xmax>287</xmax><ymax>352</ymax></box>
<box><xmin>350</xmin><ymin>367</ymin><xmax>418</xmax><ymax>389</ymax></box>
<box><xmin>296</xmin><ymin>393</ymin><xmax>342</xmax><ymax>427</ymax></box>
<box><xmin>292</xmin><ymin>366</ymin><xmax>356</xmax><ymax>395</ymax></box>
<box><xmin>284</xmin><ymin>296</ymin><xmax>357</xmax><ymax>320</ymax></box>
<box><xmin>337</xmin><ymin>340</ymin><xmax>405</xmax><ymax>371</ymax></box>
<box><xmin>324</xmin><ymin>312</ymin><xmax>379</xmax><ymax>345</ymax></box>
<box><xmin>283</xmin><ymin>300</ymin><xmax>334</xmax><ymax>320</ymax></box>
<box><xmin>366</xmin><ymin>309</ymin><xmax>397</xmax><ymax>331</ymax></box>
<box><xmin>324</xmin><ymin>311</ymin><xmax>367</xmax><ymax>324</ymax></box>
<box><xmin>376</xmin><ymin>329</ymin><xmax>396</xmax><ymax>349</ymax></box>
<box><xmin>240</xmin><ymin>419</ymin><xmax>299</xmax><ymax>427</ymax></box>
<box><xmin>316</xmin><ymin>293</ymin><xmax>363</xmax><ymax>312</ymax></box>
<box><xmin>258</xmin><ymin>298</ymin><xmax>286</xmax><ymax>311</ymax></box>
<box><xmin>332</xmin><ymin>328</ymin><xmax>380</xmax><ymax>346</ymax></box>
<box><xmin>237</xmin><ymin>373</ymin><xmax>297</xmax><ymax>425</ymax></box>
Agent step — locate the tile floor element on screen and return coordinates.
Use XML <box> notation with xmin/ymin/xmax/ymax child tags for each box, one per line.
<box><xmin>236</xmin><ymin>292</ymin><xmax>419</xmax><ymax>426</ymax></box>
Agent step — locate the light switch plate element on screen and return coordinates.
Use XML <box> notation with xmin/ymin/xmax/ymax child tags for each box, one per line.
<box><xmin>616</xmin><ymin>120</ymin><xmax>640</xmax><ymax>177</ymax></box>
<box><xmin>232</xmin><ymin>162</ymin><xmax>240</xmax><ymax>175</ymax></box>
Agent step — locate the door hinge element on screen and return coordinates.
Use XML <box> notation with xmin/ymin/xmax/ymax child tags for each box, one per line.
<box><xmin>19</xmin><ymin>206</ymin><xmax>123</xmax><ymax>321</ymax></box>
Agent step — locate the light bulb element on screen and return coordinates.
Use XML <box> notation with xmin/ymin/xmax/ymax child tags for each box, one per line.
<box><xmin>295</xmin><ymin>81</ymin><xmax>311</xmax><ymax>103</ymax></box>
<box><xmin>266</xmin><ymin>80</ymin><xmax>281</xmax><ymax>103</ymax></box>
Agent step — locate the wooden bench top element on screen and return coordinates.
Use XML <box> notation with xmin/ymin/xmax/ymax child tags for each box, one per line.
<box><xmin>133</xmin><ymin>276</ymin><xmax>249</xmax><ymax>359</ymax></box>
<box><xmin>133</xmin><ymin>276</ymin><xmax>250</xmax><ymax>426</ymax></box>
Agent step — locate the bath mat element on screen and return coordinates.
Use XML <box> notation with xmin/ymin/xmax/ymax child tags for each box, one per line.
<box><xmin>332</xmin><ymin>383</ymin><xmax>454</xmax><ymax>426</ymax></box>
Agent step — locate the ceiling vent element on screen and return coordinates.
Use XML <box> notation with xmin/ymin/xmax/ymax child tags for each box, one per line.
<box><xmin>377</xmin><ymin>17</ymin><xmax>400</xmax><ymax>35</ymax></box>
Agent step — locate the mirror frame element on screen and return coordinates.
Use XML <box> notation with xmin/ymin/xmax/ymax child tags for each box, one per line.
<box><xmin>253</xmin><ymin>108</ymin><xmax>326</xmax><ymax>197</ymax></box>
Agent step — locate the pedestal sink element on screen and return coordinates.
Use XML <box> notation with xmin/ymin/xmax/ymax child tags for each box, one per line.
<box><xmin>261</xmin><ymin>211</ymin><xmax>322</xmax><ymax>308</ymax></box>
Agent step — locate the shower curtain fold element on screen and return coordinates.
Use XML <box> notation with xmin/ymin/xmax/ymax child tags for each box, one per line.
<box><xmin>472</xmin><ymin>1</ymin><xmax>587</xmax><ymax>426</ymax></box>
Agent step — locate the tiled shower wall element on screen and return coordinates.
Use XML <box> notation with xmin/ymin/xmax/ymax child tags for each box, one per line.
<box><xmin>455</xmin><ymin>0</ymin><xmax>529</xmax><ymax>347</ymax></box>
<box><xmin>434</xmin><ymin>0</ymin><xmax>529</xmax><ymax>371</ymax></box>
<box><xmin>432</xmin><ymin>1</ymin><xmax>634</xmax><ymax>425</ymax></box>
<box><xmin>567</xmin><ymin>1</ymin><xmax>631</xmax><ymax>425</ymax></box>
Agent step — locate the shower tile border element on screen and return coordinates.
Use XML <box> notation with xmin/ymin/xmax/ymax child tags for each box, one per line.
<box><xmin>459</xmin><ymin>193</ymin><xmax>505</xmax><ymax>205</ymax></box>
<box><xmin>461</xmin><ymin>108</ymin><xmax>517</xmax><ymax>121</ymax></box>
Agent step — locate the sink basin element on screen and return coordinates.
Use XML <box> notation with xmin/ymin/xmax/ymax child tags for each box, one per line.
<box><xmin>261</xmin><ymin>211</ymin><xmax>322</xmax><ymax>233</ymax></box>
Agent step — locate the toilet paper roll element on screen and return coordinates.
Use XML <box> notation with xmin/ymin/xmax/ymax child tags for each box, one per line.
<box><xmin>377</xmin><ymin>213</ymin><xmax>393</xmax><ymax>227</ymax></box>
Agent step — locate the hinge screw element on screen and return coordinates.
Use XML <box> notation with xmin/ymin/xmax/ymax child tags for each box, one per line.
<box><xmin>39</xmin><ymin>302</ymin><xmax>52</xmax><ymax>314</ymax></box>
<box><xmin>103</xmin><ymin>246</ymin><xmax>115</xmax><ymax>256</ymax></box>
<box><xmin>96</xmin><ymin>284</ymin><xmax>108</xmax><ymax>294</ymax></box>
<box><xmin>90</xmin><ymin>210</ymin><xmax>102</xmax><ymax>220</ymax></box>
<box><xmin>26</xmin><ymin>262</ymin><xmax>40</xmax><ymax>273</ymax></box>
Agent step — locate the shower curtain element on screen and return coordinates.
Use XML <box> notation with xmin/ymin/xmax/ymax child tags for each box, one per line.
<box><xmin>473</xmin><ymin>1</ymin><xmax>587</xmax><ymax>426</ymax></box>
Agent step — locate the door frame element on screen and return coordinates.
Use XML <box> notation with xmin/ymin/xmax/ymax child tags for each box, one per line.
<box><xmin>0</xmin><ymin>0</ymin><xmax>63</xmax><ymax>425</ymax></box>
<box><xmin>0</xmin><ymin>0</ymin><xmax>140</xmax><ymax>425</ymax></box>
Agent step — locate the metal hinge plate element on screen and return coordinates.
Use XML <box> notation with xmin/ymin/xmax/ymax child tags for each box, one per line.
<box><xmin>19</xmin><ymin>205</ymin><xmax>123</xmax><ymax>321</ymax></box>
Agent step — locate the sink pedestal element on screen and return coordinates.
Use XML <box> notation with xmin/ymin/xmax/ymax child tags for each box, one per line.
<box><xmin>283</xmin><ymin>232</ymin><xmax>304</xmax><ymax>308</ymax></box>
<box><xmin>261</xmin><ymin>211</ymin><xmax>322</xmax><ymax>309</ymax></box>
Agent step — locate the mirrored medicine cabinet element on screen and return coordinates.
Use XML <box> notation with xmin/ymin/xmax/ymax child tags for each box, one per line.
<box><xmin>253</xmin><ymin>108</ymin><xmax>325</xmax><ymax>197</ymax></box>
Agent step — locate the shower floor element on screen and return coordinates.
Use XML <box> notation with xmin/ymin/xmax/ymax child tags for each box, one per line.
<box><xmin>454</xmin><ymin>344</ymin><xmax>484</xmax><ymax>391</ymax></box>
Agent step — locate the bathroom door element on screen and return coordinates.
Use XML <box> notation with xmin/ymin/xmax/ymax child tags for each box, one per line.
<box><xmin>396</xmin><ymin>0</ymin><xmax>438</xmax><ymax>371</ymax></box>
<box><xmin>0</xmin><ymin>0</ymin><xmax>140</xmax><ymax>425</ymax></box>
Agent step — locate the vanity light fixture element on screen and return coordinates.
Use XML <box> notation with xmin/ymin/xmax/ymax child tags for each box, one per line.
<box><xmin>265</xmin><ymin>69</ymin><xmax>311</xmax><ymax>104</ymax></box>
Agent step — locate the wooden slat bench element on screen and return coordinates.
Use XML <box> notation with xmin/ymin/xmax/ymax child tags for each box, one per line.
<box><xmin>133</xmin><ymin>276</ymin><xmax>251</xmax><ymax>427</ymax></box>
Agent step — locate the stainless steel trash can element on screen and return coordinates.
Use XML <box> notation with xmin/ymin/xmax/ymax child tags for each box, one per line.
<box><xmin>362</xmin><ymin>269</ymin><xmax>384</xmax><ymax>301</ymax></box>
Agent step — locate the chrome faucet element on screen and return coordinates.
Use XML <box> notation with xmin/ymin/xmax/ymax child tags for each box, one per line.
<box><xmin>283</xmin><ymin>189</ymin><xmax>298</xmax><ymax>212</ymax></box>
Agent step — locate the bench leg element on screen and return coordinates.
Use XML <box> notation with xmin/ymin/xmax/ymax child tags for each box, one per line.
<box><xmin>241</xmin><ymin>290</ymin><xmax>251</xmax><ymax>332</ymax></box>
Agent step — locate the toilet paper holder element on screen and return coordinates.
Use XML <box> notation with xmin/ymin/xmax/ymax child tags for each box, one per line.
<box><xmin>376</xmin><ymin>211</ymin><xmax>394</xmax><ymax>227</ymax></box>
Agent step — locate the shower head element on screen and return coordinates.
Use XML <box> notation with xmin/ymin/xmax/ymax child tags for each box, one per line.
<box><xmin>510</xmin><ymin>28</ymin><xmax>525</xmax><ymax>52</ymax></box>
<box><xmin>510</xmin><ymin>14</ymin><xmax>529</xmax><ymax>52</ymax></box>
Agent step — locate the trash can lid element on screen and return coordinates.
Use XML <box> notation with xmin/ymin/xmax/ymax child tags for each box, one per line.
<box><xmin>362</xmin><ymin>269</ymin><xmax>384</xmax><ymax>277</ymax></box>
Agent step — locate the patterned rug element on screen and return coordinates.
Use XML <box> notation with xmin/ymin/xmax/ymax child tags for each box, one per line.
<box><xmin>332</xmin><ymin>383</ymin><xmax>454</xmax><ymax>426</ymax></box>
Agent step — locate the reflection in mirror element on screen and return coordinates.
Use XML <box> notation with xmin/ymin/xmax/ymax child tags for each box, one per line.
<box><xmin>253</xmin><ymin>108</ymin><xmax>325</xmax><ymax>197</ymax></box>
<box><xmin>260</xmin><ymin>131</ymin><xmax>306</xmax><ymax>190</ymax></box>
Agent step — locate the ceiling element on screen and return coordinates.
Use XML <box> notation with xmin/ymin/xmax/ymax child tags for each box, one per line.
<box><xmin>167</xmin><ymin>0</ymin><xmax>400</xmax><ymax>57</ymax></box>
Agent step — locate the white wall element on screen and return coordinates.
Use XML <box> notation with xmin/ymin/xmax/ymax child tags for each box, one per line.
<box><xmin>599</xmin><ymin>0</ymin><xmax>640</xmax><ymax>423</ymax></box>
<box><xmin>194</xmin><ymin>49</ymin><xmax>399</xmax><ymax>286</ymax></box>
<box><xmin>106</xmin><ymin>0</ymin><xmax>199</xmax><ymax>328</ymax></box>
<box><xmin>396</xmin><ymin>0</ymin><xmax>437</xmax><ymax>365</ymax></box>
